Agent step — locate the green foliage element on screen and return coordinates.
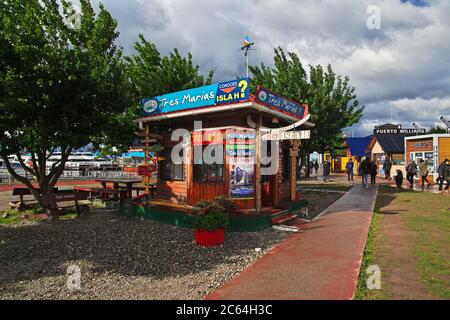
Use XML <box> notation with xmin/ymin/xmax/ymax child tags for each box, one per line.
<box><xmin>0</xmin><ymin>210</ymin><xmax>21</xmax><ymax>225</ymax></box>
<box><xmin>31</xmin><ymin>205</ymin><xmax>44</xmax><ymax>214</ymax></box>
<box><xmin>193</xmin><ymin>196</ymin><xmax>233</xmax><ymax>230</ymax></box>
<box><xmin>125</xmin><ymin>34</ymin><xmax>214</xmax><ymax>105</ymax></box>
<box><xmin>194</xmin><ymin>200</ymin><xmax>213</xmax><ymax>209</ymax></box>
<box><xmin>213</xmin><ymin>194</ymin><xmax>236</xmax><ymax>212</ymax></box>
<box><xmin>194</xmin><ymin>195</ymin><xmax>235</xmax><ymax>214</ymax></box>
<box><xmin>249</xmin><ymin>47</ymin><xmax>364</xmax><ymax>154</ymax></box>
<box><xmin>195</xmin><ymin>212</ymin><xmax>229</xmax><ymax>231</ymax></box>
<box><xmin>0</xmin><ymin>0</ymin><xmax>135</xmax><ymax>213</ymax></box>
<box><xmin>427</xmin><ymin>125</ymin><xmax>447</xmax><ymax>134</ymax></box>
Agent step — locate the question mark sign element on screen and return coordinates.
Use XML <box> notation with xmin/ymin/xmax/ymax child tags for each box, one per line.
<box><xmin>238</xmin><ymin>80</ymin><xmax>248</xmax><ymax>98</ymax></box>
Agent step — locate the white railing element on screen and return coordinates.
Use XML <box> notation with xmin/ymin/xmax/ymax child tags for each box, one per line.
<box><xmin>0</xmin><ymin>169</ymin><xmax>138</xmax><ymax>184</ymax></box>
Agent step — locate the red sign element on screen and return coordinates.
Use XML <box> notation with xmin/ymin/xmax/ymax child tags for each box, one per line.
<box><xmin>138</xmin><ymin>161</ymin><xmax>156</xmax><ymax>177</ymax></box>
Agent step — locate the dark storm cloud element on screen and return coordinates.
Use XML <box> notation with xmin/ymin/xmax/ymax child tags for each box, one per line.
<box><xmin>90</xmin><ymin>0</ymin><xmax>450</xmax><ymax>134</ymax></box>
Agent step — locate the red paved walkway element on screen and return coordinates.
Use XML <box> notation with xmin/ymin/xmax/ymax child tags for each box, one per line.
<box><xmin>205</xmin><ymin>184</ymin><xmax>378</xmax><ymax>300</ymax></box>
<box><xmin>0</xmin><ymin>180</ymin><xmax>97</xmax><ymax>192</ymax></box>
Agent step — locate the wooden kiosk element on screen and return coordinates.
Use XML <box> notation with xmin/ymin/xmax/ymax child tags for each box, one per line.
<box><xmin>134</xmin><ymin>78</ymin><xmax>313</xmax><ymax>215</ymax></box>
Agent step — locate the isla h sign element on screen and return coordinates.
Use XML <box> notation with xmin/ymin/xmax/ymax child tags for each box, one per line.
<box><xmin>140</xmin><ymin>78</ymin><xmax>250</xmax><ymax>116</ymax></box>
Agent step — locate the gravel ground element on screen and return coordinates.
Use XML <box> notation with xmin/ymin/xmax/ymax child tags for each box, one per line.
<box><xmin>0</xmin><ymin>209</ymin><xmax>289</xmax><ymax>300</ymax></box>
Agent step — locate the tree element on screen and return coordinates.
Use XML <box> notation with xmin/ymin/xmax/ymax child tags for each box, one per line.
<box><xmin>126</xmin><ymin>34</ymin><xmax>214</xmax><ymax>102</ymax></box>
<box><xmin>427</xmin><ymin>125</ymin><xmax>447</xmax><ymax>134</ymax></box>
<box><xmin>0</xmin><ymin>0</ymin><xmax>134</xmax><ymax>220</ymax></box>
<box><xmin>249</xmin><ymin>47</ymin><xmax>364</xmax><ymax>172</ymax></box>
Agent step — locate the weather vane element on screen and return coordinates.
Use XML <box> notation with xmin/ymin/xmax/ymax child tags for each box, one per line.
<box><xmin>241</xmin><ymin>35</ymin><xmax>255</xmax><ymax>78</ymax></box>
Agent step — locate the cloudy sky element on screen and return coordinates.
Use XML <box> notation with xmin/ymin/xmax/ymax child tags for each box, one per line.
<box><xmin>90</xmin><ymin>0</ymin><xmax>450</xmax><ymax>136</ymax></box>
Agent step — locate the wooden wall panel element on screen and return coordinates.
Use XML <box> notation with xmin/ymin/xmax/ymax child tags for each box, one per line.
<box><xmin>439</xmin><ymin>137</ymin><xmax>450</xmax><ymax>164</ymax></box>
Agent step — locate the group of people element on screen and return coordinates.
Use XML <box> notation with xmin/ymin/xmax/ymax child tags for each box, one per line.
<box><xmin>394</xmin><ymin>158</ymin><xmax>450</xmax><ymax>192</ymax></box>
<box><xmin>345</xmin><ymin>156</ymin><xmax>450</xmax><ymax>193</ymax></box>
<box><xmin>345</xmin><ymin>157</ymin><xmax>377</xmax><ymax>188</ymax></box>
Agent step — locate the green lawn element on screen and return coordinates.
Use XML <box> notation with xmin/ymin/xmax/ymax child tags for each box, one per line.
<box><xmin>356</xmin><ymin>186</ymin><xmax>450</xmax><ymax>299</ymax></box>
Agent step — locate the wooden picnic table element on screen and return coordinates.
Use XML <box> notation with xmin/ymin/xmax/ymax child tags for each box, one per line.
<box><xmin>95</xmin><ymin>178</ymin><xmax>143</xmax><ymax>199</ymax></box>
<box><xmin>73</xmin><ymin>186</ymin><xmax>128</xmax><ymax>203</ymax></box>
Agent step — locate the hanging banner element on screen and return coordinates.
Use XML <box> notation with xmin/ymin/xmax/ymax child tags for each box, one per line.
<box><xmin>141</xmin><ymin>78</ymin><xmax>250</xmax><ymax>116</ymax></box>
<box><xmin>255</xmin><ymin>87</ymin><xmax>308</xmax><ymax>119</ymax></box>
<box><xmin>229</xmin><ymin>157</ymin><xmax>255</xmax><ymax>200</ymax></box>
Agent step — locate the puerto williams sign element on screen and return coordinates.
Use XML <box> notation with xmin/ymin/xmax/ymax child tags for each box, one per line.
<box><xmin>140</xmin><ymin>78</ymin><xmax>250</xmax><ymax>116</ymax></box>
<box><xmin>374</xmin><ymin>128</ymin><xmax>426</xmax><ymax>134</ymax></box>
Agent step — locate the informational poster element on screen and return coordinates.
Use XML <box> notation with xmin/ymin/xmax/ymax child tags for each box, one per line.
<box><xmin>227</xmin><ymin>129</ymin><xmax>256</xmax><ymax>200</ymax></box>
<box><xmin>229</xmin><ymin>157</ymin><xmax>255</xmax><ymax>200</ymax></box>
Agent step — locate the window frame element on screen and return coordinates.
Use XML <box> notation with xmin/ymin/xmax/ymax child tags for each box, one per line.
<box><xmin>193</xmin><ymin>145</ymin><xmax>225</xmax><ymax>184</ymax></box>
<box><xmin>159</xmin><ymin>147</ymin><xmax>185</xmax><ymax>181</ymax></box>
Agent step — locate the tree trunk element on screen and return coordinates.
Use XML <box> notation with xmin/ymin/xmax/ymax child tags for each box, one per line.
<box><xmin>40</xmin><ymin>193</ymin><xmax>59</xmax><ymax>222</ymax></box>
<box><xmin>1</xmin><ymin>147</ymin><xmax>71</xmax><ymax>222</ymax></box>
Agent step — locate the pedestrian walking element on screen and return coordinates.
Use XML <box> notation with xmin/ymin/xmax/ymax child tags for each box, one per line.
<box><xmin>314</xmin><ymin>161</ymin><xmax>319</xmax><ymax>175</ymax></box>
<box><xmin>360</xmin><ymin>157</ymin><xmax>371</xmax><ymax>188</ymax></box>
<box><xmin>405</xmin><ymin>160</ymin><xmax>417</xmax><ymax>188</ymax></box>
<box><xmin>383</xmin><ymin>158</ymin><xmax>392</xmax><ymax>181</ymax></box>
<box><xmin>370</xmin><ymin>160</ymin><xmax>377</xmax><ymax>185</ymax></box>
<box><xmin>323</xmin><ymin>160</ymin><xmax>331</xmax><ymax>182</ymax></box>
<box><xmin>437</xmin><ymin>159</ymin><xmax>450</xmax><ymax>193</ymax></box>
<box><xmin>418</xmin><ymin>159</ymin><xmax>431</xmax><ymax>191</ymax></box>
<box><xmin>346</xmin><ymin>158</ymin><xmax>354</xmax><ymax>184</ymax></box>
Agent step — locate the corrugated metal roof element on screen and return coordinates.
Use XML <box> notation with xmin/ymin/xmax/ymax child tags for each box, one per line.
<box><xmin>373</xmin><ymin>132</ymin><xmax>418</xmax><ymax>154</ymax></box>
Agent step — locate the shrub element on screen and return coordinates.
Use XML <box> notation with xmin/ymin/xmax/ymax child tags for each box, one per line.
<box><xmin>194</xmin><ymin>200</ymin><xmax>213</xmax><ymax>209</ymax></box>
<box><xmin>195</xmin><ymin>212</ymin><xmax>229</xmax><ymax>231</ymax></box>
<box><xmin>214</xmin><ymin>195</ymin><xmax>236</xmax><ymax>212</ymax></box>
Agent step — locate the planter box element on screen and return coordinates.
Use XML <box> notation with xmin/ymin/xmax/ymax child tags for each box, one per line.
<box><xmin>194</xmin><ymin>229</ymin><xmax>225</xmax><ymax>247</ymax></box>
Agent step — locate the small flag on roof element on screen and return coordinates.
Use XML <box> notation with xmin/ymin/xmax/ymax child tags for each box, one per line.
<box><xmin>243</xmin><ymin>35</ymin><xmax>251</xmax><ymax>48</ymax></box>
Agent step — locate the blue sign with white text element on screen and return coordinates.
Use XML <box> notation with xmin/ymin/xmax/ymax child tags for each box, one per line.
<box><xmin>255</xmin><ymin>88</ymin><xmax>306</xmax><ymax>119</ymax></box>
<box><xmin>141</xmin><ymin>78</ymin><xmax>250</xmax><ymax>116</ymax></box>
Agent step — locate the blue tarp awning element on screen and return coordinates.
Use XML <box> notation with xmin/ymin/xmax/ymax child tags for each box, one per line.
<box><xmin>345</xmin><ymin>136</ymin><xmax>372</xmax><ymax>157</ymax></box>
<box><xmin>122</xmin><ymin>151</ymin><xmax>145</xmax><ymax>158</ymax></box>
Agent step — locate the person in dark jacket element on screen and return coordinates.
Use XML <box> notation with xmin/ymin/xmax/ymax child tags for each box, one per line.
<box><xmin>405</xmin><ymin>160</ymin><xmax>417</xmax><ymax>188</ymax></box>
<box><xmin>360</xmin><ymin>157</ymin><xmax>371</xmax><ymax>188</ymax></box>
<box><xmin>314</xmin><ymin>161</ymin><xmax>319</xmax><ymax>175</ymax></box>
<box><xmin>323</xmin><ymin>160</ymin><xmax>331</xmax><ymax>182</ymax></box>
<box><xmin>394</xmin><ymin>169</ymin><xmax>403</xmax><ymax>190</ymax></box>
<box><xmin>346</xmin><ymin>158</ymin><xmax>354</xmax><ymax>183</ymax></box>
<box><xmin>383</xmin><ymin>158</ymin><xmax>392</xmax><ymax>180</ymax></box>
<box><xmin>370</xmin><ymin>160</ymin><xmax>378</xmax><ymax>185</ymax></box>
<box><xmin>438</xmin><ymin>159</ymin><xmax>450</xmax><ymax>193</ymax></box>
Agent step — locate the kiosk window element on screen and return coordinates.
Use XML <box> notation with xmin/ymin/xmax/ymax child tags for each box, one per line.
<box><xmin>193</xmin><ymin>147</ymin><xmax>224</xmax><ymax>183</ymax></box>
<box><xmin>160</xmin><ymin>148</ymin><xmax>184</xmax><ymax>181</ymax></box>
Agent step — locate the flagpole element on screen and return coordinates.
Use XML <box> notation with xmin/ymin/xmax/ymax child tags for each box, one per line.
<box><xmin>246</xmin><ymin>51</ymin><xmax>249</xmax><ymax>78</ymax></box>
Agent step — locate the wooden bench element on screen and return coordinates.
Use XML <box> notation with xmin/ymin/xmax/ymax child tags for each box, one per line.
<box><xmin>10</xmin><ymin>187</ymin><xmax>58</xmax><ymax>210</ymax></box>
<box><xmin>41</xmin><ymin>189</ymin><xmax>91</xmax><ymax>217</ymax></box>
<box><xmin>73</xmin><ymin>186</ymin><xmax>128</xmax><ymax>203</ymax></box>
<box><xmin>132</xmin><ymin>185</ymin><xmax>157</xmax><ymax>198</ymax></box>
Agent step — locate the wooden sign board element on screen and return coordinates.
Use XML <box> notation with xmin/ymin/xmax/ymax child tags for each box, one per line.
<box><xmin>262</xmin><ymin>130</ymin><xmax>310</xmax><ymax>141</ymax></box>
<box><xmin>140</xmin><ymin>138</ymin><xmax>159</xmax><ymax>144</ymax></box>
<box><xmin>136</xmin><ymin>132</ymin><xmax>163</xmax><ymax>139</ymax></box>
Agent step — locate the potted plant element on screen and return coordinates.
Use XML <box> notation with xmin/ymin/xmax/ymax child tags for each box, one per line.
<box><xmin>194</xmin><ymin>202</ymin><xmax>229</xmax><ymax>247</ymax></box>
